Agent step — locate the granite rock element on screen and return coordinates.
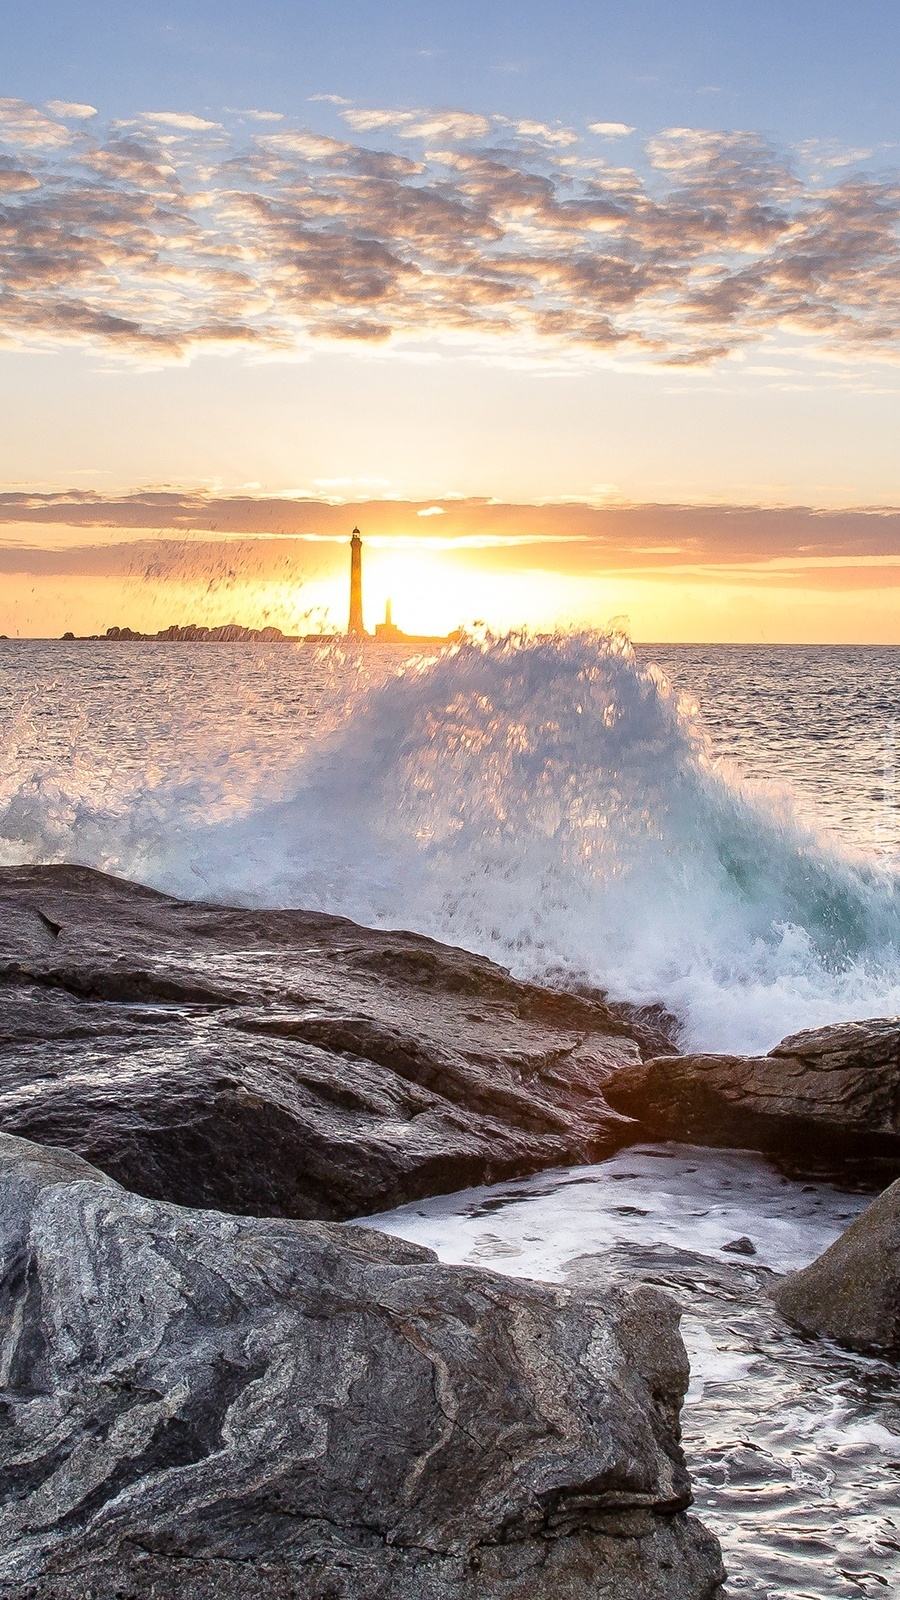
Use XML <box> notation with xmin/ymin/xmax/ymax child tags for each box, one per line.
<box><xmin>604</xmin><ymin>1018</ymin><xmax>900</xmax><ymax>1174</ymax></box>
<box><xmin>0</xmin><ymin>865</ymin><xmax>667</xmax><ymax>1220</ymax></box>
<box><xmin>0</xmin><ymin>1132</ymin><xmax>725</xmax><ymax>1599</ymax></box>
<box><xmin>773</xmin><ymin>1176</ymin><xmax>900</xmax><ymax>1354</ymax></box>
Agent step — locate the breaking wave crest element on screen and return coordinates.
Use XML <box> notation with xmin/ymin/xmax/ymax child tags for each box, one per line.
<box><xmin>3</xmin><ymin>629</ymin><xmax>900</xmax><ymax>1052</ymax></box>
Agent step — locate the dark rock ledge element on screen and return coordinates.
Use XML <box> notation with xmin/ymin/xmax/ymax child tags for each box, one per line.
<box><xmin>604</xmin><ymin>1017</ymin><xmax>900</xmax><ymax>1183</ymax></box>
<box><xmin>0</xmin><ymin>1133</ymin><xmax>725</xmax><ymax>1600</ymax></box>
<box><xmin>0</xmin><ymin>865</ymin><xmax>669</xmax><ymax>1221</ymax></box>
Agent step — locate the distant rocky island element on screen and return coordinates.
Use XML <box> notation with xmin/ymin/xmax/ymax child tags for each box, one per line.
<box><xmin>60</xmin><ymin>619</ymin><xmax>457</xmax><ymax>643</ymax></box>
<box><xmin>62</xmin><ymin>622</ymin><xmax>300</xmax><ymax>642</ymax></box>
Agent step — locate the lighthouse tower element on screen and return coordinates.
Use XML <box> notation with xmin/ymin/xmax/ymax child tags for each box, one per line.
<box><xmin>347</xmin><ymin>527</ymin><xmax>364</xmax><ymax>637</ymax></box>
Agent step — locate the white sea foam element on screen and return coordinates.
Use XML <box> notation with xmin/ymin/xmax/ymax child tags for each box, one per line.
<box><xmin>357</xmin><ymin>1144</ymin><xmax>868</xmax><ymax>1281</ymax></box>
<box><xmin>4</xmin><ymin>630</ymin><xmax>900</xmax><ymax>1052</ymax></box>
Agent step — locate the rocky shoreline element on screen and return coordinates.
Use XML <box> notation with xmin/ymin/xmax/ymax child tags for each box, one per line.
<box><xmin>1</xmin><ymin>865</ymin><xmax>899</xmax><ymax>1596</ymax></box>
<box><xmin>603</xmin><ymin>1021</ymin><xmax>900</xmax><ymax>1187</ymax></box>
<box><xmin>0</xmin><ymin>865</ymin><xmax>672</xmax><ymax>1221</ymax></box>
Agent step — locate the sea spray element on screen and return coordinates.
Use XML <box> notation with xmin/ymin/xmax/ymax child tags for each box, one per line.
<box><xmin>3</xmin><ymin>630</ymin><xmax>900</xmax><ymax>1051</ymax></box>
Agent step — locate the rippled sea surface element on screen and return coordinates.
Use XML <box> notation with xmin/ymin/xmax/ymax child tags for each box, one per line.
<box><xmin>5</xmin><ymin>637</ymin><xmax>900</xmax><ymax>1051</ymax></box>
<box><xmin>3</xmin><ymin>639</ymin><xmax>900</xmax><ymax>851</ymax></box>
<box><xmin>638</xmin><ymin>644</ymin><xmax>900</xmax><ymax>859</ymax></box>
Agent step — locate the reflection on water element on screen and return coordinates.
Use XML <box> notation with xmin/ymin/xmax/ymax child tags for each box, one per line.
<box><xmin>360</xmin><ymin>1145</ymin><xmax>900</xmax><ymax>1599</ymax></box>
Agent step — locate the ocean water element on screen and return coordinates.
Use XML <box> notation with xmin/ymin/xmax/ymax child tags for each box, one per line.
<box><xmin>2</xmin><ymin>633</ymin><xmax>900</xmax><ymax>1053</ymax></box>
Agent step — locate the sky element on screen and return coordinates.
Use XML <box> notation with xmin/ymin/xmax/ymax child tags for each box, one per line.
<box><xmin>4</xmin><ymin>0</ymin><xmax>900</xmax><ymax>639</ymax></box>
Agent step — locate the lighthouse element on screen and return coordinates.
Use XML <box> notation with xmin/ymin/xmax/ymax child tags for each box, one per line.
<box><xmin>347</xmin><ymin>527</ymin><xmax>364</xmax><ymax>637</ymax></box>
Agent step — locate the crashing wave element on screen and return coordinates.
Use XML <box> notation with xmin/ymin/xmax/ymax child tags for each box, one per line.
<box><xmin>3</xmin><ymin>630</ymin><xmax>900</xmax><ymax>1052</ymax></box>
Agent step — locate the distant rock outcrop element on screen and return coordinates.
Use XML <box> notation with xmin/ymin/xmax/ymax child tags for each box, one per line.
<box><xmin>604</xmin><ymin>1019</ymin><xmax>900</xmax><ymax>1177</ymax></box>
<box><xmin>0</xmin><ymin>866</ymin><xmax>667</xmax><ymax>1220</ymax></box>
<box><xmin>0</xmin><ymin>1132</ymin><xmax>725</xmax><ymax>1599</ymax></box>
<box><xmin>773</xmin><ymin>1176</ymin><xmax>900</xmax><ymax>1354</ymax></box>
<box><xmin>72</xmin><ymin>622</ymin><xmax>293</xmax><ymax>642</ymax></box>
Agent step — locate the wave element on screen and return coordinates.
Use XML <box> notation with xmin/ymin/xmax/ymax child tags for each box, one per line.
<box><xmin>3</xmin><ymin>630</ymin><xmax>900</xmax><ymax>1053</ymax></box>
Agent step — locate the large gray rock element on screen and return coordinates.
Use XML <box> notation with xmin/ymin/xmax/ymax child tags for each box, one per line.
<box><xmin>0</xmin><ymin>865</ymin><xmax>665</xmax><ymax>1220</ymax></box>
<box><xmin>773</xmin><ymin>1176</ymin><xmax>900</xmax><ymax>1354</ymax></box>
<box><xmin>0</xmin><ymin>1133</ymin><xmax>724</xmax><ymax>1599</ymax></box>
<box><xmin>604</xmin><ymin>1018</ymin><xmax>900</xmax><ymax>1174</ymax></box>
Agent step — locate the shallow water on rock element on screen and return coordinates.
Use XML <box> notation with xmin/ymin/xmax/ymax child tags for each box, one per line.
<box><xmin>360</xmin><ymin>1145</ymin><xmax>900</xmax><ymax>1599</ymax></box>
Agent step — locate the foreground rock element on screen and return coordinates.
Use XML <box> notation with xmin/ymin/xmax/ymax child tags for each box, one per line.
<box><xmin>773</xmin><ymin>1177</ymin><xmax>900</xmax><ymax>1354</ymax></box>
<box><xmin>0</xmin><ymin>865</ymin><xmax>664</xmax><ymax>1220</ymax></box>
<box><xmin>0</xmin><ymin>1133</ymin><xmax>724</xmax><ymax>1600</ymax></box>
<box><xmin>604</xmin><ymin>1018</ymin><xmax>900</xmax><ymax>1177</ymax></box>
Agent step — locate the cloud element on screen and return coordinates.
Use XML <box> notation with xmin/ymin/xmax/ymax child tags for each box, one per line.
<box><xmin>0</xmin><ymin>99</ymin><xmax>72</xmax><ymax>148</ymax></box>
<box><xmin>340</xmin><ymin>108</ymin><xmax>404</xmax><ymax>132</ymax></box>
<box><xmin>497</xmin><ymin>117</ymin><xmax>579</xmax><ymax>147</ymax></box>
<box><xmin>45</xmin><ymin>100</ymin><xmax>98</xmax><ymax>121</ymax></box>
<box><xmin>797</xmin><ymin>138</ymin><xmax>875</xmax><ymax>170</ymax></box>
<box><xmin>7</xmin><ymin>493</ymin><xmax>900</xmax><ymax>593</ymax></box>
<box><xmin>1</xmin><ymin>102</ymin><xmax>899</xmax><ymax>365</ymax></box>
<box><xmin>343</xmin><ymin>107</ymin><xmax>492</xmax><ymax>140</ymax></box>
<box><xmin>139</xmin><ymin>111</ymin><xmax>222</xmax><ymax>132</ymax></box>
<box><xmin>258</xmin><ymin>128</ymin><xmax>351</xmax><ymax>160</ymax></box>
<box><xmin>588</xmin><ymin>122</ymin><xmax>635</xmax><ymax>138</ymax></box>
<box><xmin>227</xmin><ymin>108</ymin><xmax>284</xmax><ymax>123</ymax></box>
<box><xmin>0</xmin><ymin>157</ymin><xmax>40</xmax><ymax>193</ymax></box>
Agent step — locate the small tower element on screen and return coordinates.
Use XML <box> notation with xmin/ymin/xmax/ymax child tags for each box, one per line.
<box><xmin>347</xmin><ymin>527</ymin><xmax>364</xmax><ymax>637</ymax></box>
<box><xmin>374</xmin><ymin>597</ymin><xmax>403</xmax><ymax>642</ymax></box>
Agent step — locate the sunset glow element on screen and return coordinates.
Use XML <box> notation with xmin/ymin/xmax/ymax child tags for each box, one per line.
<box><xmin>4</xmin><ymin>1</ymin><xmax>900</xmax><ymax>639</ymax></box>
<box><xmin>7</xmin><ymin>491</ymin><xmax>900</xmax><ymax>641</ymax></box>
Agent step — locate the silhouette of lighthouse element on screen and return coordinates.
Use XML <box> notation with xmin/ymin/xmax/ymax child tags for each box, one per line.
<box><xmin>347</xmin><ymin>527</ymin><xmax>365</xmax><ymax>637</ymax></box>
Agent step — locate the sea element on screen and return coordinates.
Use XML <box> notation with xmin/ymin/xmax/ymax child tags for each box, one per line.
<box><xmin>3</xmin><ymin>633</ymin><xmax>900</xmax><ymax>1054</ymax></box>
<box><xmin>4</xmin><ymin>632</ymin><xmax>900</xmax><ymax>1599</ymax></box>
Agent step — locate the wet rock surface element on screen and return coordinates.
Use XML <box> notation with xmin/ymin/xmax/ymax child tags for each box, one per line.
<box><xmin>0</xmin><ymin>865</ymin><xmax>664</xmax><ymax>1220</ymax></box>
<box><xmin>0</xmin><ymin>1133</ymin><xmax>724</xmax><ymax>1600</ymax></box>
<box><xmin>604</xmin><ymin>1018</ymin><xmax>900</xmax><ymax>1179</ymax></box>
<box><xmin>774</xmin><ymin>1176</ymin><xmax>900</xmax><ymax>1354</ymax></box>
